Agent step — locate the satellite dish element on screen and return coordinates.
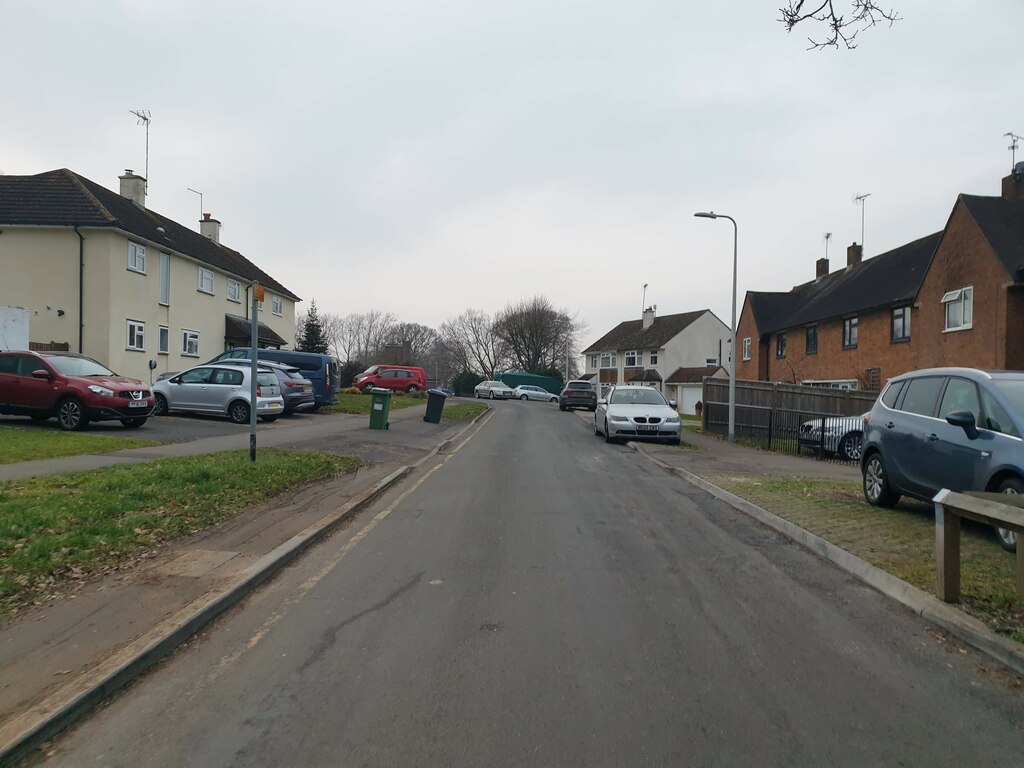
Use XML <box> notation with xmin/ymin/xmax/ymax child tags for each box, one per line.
<box><xmin>1014</xmin><ymin>161</ymin><xmax>1024</xmax><ymax>175</ymax></box>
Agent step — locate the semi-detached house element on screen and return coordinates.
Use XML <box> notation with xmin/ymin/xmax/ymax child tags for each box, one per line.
<box><xmin>0</xmin><ymin>169</ymin><xmax>300</xmax><ymax>383</ymax></box>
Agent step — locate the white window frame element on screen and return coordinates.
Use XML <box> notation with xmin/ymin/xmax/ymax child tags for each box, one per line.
<box><xmin>942</xmin><ymin>286</ymin><xmax>973</xmax><ymax>331</ymax></box>
<box><xmin>128</xmin><ymin>242</ymin><xmax>146</xmax><ymax>274</ymax></box>
<box><xmin>198</xmin><ymin>267</ymin><xmax>214</xmax><ymax>295</ymax></box>
<box><xmin>272</xmin><ymin>295</ymin><xmax>283</xmax><ymax>315</ymax></box>
<box><xmin>742</xmin><ymin>337</ymin><xmax>751</xmax><ymax>361</ymax></box>
<box><xmin>802</xmin><ymin>379</ymin><xmax>859</xmax><ymax>391</ymax></box>
<box><xmin>600</xmin><ymin>353</ymin><xmax>617</xmax><ymax>368</ymax></box>
<box><xmin>625</xmin><ymin>350</ymin><xmax>641</xmax><ymax>367</ymax></box>
<box><xmin>649</xmin><ymin>351</ymin><xmax>658</xmax><ymax>365</ymax></box>
<box><xmin>705</xmin><ymin>357</ymin><xmax>718</xmax><ymax>367</ymax></box>
<box><xmin>182</xmin><ymin>329</ymin><xmax>200</xmax><ymax>357</ymax></box>
<box><xmin>257</xmin><ymin>299</ymin><xmax>264</xmax><ymax>313</ymax></box>
<box><xmin>158</xmin><ymin>325</ymin><xmax>169</xmax><ymax>355</ymax></box>
<box><xmin>589</xmin><ymin>355</ymin><xmax>598</xmax><ymax>369</ymax></box>
<box><xmin>126</xmin><ymin>320</ymin><xmax>145</xmax><ymax>351</ymax></box>
<box><xmin>227</xmin><ymin>279</ymin><xmax>241</xmax><ymax>303</ymax></box>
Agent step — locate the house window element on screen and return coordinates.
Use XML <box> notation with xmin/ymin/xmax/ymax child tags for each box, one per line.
<box><xmin>742</xmin><ymin>337</ymin><xmax>751</xmax><ymax>361</ymax></box>
<box><xmin>625</xmin><ymin>350</ymin><xmax>641</xmax><ymax>367</ymax></box>
<box><xmin>806</xmin><ymin>326</ymin><xmax>818</xmax><ymax>355</ymax></box>
<box><xmin>227</xmin><ymin>279</ymin><xmax>241</xmax><ymax>303</ymax></box>
<box><xmin>272</xmin><ymin>295</ymin><xmax>283</xmax><ymax>316</ymax></box>
<box><xmin>891</xmin><ymin>306</ymin><xmax>911</xmax><ymax>342</ymax></box>
<box><xmin>600</xmin><ymin>353</ymin><xmax>616</xmax><ymax>368</ymax></box>
<box><xmin>942</xmin><ymin>286</ymin><xmax>973</xmax><ymax>331</ymax></box>
<box><xmin>126</xmin><ymin>320</ymin><xmax>145</xmax><ymax>351</ymax></box>
<box><xmin>128</xmin><ymin>242</ymin><xmax>146</xmax><ymax>273</ymax></box>
<box><xmin>159</xmin><ymin>253</ymin><xmax>170</xmax><ymax>305</ymax></box>
<box><xmin>589</xmin><ymin>355</ymin><xmax>598</xmax><ymax>369</ymax></box>
<box><xmin>843</xmin><ymin>317</ymin><xmax>858</xmax><ymax>349</ymax></box>
<box><xmin>198</xmin><ymin>268</ymin><xmax>214</xmax><ymax>294</ymax></box>
<box><xmin>650</xmin><ymin>352</ymin><xmax>658</xmax><ymax>365</ymax></box>
<box><xmin>182</xmin><ymin>329</ymin><xmax>200</xmax><ymax>357</ymax></box>
<box><xmin>158</xmin><ymin>326</ymin><xmax>169</xmax><ymax>355</ymax></box>
<box><xmin>776</xmin><ymin>333</ymin><xmax>786</xmax><ymax>358</ymax></box>
<box><xmin>705</xmin><ymin>357</ymin><xmax>718</xmax><ymax>366</ymax></box>
<box><xmin>257</xmin><ymin>300</ymin><xmax>264</xmax><ymax>313</ymax></box>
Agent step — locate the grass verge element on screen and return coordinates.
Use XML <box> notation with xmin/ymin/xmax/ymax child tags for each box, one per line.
<box><xmin>0</xmin><ymin>448</ymin><xmax>362</xmax><ymax>615</ymax></box>
<box><xmin>0</xmin><ymin>424</ymin><xmax>158</xmax><ymax>465</ymax></box>
<box><xmin>320</xmin><ymin>393</ymin><xmax>425</xmax><ymax>415</ymax></box>
<box><xmin>443</xmin><ymin>403</ymin><xmax>488</xmax><ymax>421</ymax></box>
<box><xmin>700</xmin><ymin>472</ymin><xmax>1023</xmax><ymax>641</ymax></box>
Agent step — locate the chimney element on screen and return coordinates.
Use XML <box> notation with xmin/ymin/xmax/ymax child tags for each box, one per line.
<box><xmin>816</xmin><ymin>257</ymin><xmax>829</xmax><ymax>279</ymax></box>
<box><xmin>642</xmin><ymin>305</ymin><xmax>656</xmax><ymax>330</ymax></box>
<box><xmin>200</xmin><ymin>212</ymin><xmax>222</xmax><ymax>244</ymax></box>
<box><xmin>118</xmin><ymin>169</ymin><xmax>146</xmax><ymax>208</ymax></box>
<box><xmin>1002</xmin><ymin>163</ymin><xmax>1024</xmax><ymax>201</ymax></box>
<box><xmin>847</xmin><ymin>242</ymin><xmax>863</xmax><ymax>268</ymax></box>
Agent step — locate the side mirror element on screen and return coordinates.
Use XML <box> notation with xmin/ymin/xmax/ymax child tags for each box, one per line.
<box><xmin>31</xmin><ymin>369</ymin><xmax>52</xmax><ymax>380</ymax></box>
<box><xmin>597</xmin><ymin>398</ymin><xmax>607</xmax><ymax>405</ymax></box>
<box><xmin>668</xmin><ymin>399</ymin><xmax>677</xmax><ymax>409</ymax></box>
<box><xmin>946</xmin><ymin>410</ymin><xmax>979</xmax><ymax>440</ymax></box>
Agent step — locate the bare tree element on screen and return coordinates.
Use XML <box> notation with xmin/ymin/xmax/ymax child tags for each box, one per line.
<box><xmin>383</xmin><ymin>322</ymin><xmax>440</xmax><ymax>365</ymax></box>
<box><xmin>780</xmin><ymin>1</ymin><xmax>900</xmax><ymax>49</ymax></box>
<box><xmin>492</xmin><ymin>295</ymin><xmax>585</xmax><ymax>376</ymax></box>
<box><xmin>439</xmin><ymin>309</ymin><xmax>509</xmax><ymax>378</ymax></box>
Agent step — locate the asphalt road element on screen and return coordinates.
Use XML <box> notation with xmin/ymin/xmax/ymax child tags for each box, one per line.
<box><xmin>35</xmin><ymin>400</ymin><xmax>1024</xmax><ymax>767</ymax></box>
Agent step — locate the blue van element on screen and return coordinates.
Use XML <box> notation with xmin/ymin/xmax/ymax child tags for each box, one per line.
<box><xmin>209</xmin><ymin>348</ymin><xmax>340</xmax><ymax>408</ymax></box>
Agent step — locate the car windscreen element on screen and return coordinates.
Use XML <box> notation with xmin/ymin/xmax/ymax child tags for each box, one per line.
<box><xmin>993</xmin><ymin>379</ymin><xmax>1024</xmax><ymax>420</ymax></box>
<box><xmin>360</xmin><ymin>366</ymin><xmax>379</xmax><ymax>376</ymax></box>
<box><xmin>609</xmin><ymin>388</ymin><xmax>667</xmax><ymax>406</ymax></box>
<box><xmin>44</xmin><ymin>355</ymin><xmax>116</xmax><ymax>377</ymax></box>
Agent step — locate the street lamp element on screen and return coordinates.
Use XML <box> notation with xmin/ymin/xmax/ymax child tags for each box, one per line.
<box><xmin>694</xmin><ymin>210</ymin><xmax>737</xmax><ymax>444</ymax></box>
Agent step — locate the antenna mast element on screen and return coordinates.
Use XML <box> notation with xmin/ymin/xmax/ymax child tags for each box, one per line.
<box><xmin>129</xmin><ymin>109</ymin><xmax>151</xmax><ymax>191</ymax></box>
<box><xmin>642</xmin><ymin>283</ymin><xmax>649</xmax><ymax>315</ymax></box>
<box><xmin>187</xmin><ymin>187</ymin><xmax>204</xmax><ymax>225</ymax></box>
<box><xmin>854</xmin><ymin>193</ymin><xmax>872</xmax><ymax>253</ymax></box>
<box><xmin>1006</xmin><ymin>132</ymin><xmax>1022</xmax><ymax>169</ymax></box>
<box><xmin>823</xmin><ymin>232</ymin><xmax>832</xmax><ymax>260</ymax></box>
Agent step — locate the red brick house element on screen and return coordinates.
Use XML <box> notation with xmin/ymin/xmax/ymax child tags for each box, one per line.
<box><xmin>736</xmin><ymin>169</ymin><xmax>1024</xmax><ymax>389</ymax></box>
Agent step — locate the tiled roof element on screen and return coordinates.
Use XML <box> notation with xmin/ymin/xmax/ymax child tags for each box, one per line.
<box><xmin>0</xmin><ymin>169</ymin><xmax>300</xmax><ymax>301</ymax></box>
<box><xmin>747</xmin><ymin>232</ymin><xmax>941</xmax><ymax>336</ymax></box>
<box><xmin>960</xmin><ymin>194</ymin><xmax>1024</xmax><ymax>280</ymax></box>
<box><xmin>583</xmin><ymin>310</ymin><xmax>709</xmax><ymax>354</ymax></box>
<box><xmin>665</xmin><ymin>366</ymin><xmax>725</xmax><ymax>384</ymax></box>
<box><xmin>225</xmin><ymin>314</ymin><xmax>289</xmax><ymax>346</ymax></box>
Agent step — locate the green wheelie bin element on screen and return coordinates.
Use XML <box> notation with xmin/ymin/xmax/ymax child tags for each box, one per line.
<box><xmin>368</xmin><ymin>387</ymin><xmax>392</xmax><ymax>430</ymax></box>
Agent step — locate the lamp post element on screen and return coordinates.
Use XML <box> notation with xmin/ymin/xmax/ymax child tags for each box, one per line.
<box><xmin>694</xmin><ymin>211</ymin><xmax>737</xmax><ymax>444</ymax></box>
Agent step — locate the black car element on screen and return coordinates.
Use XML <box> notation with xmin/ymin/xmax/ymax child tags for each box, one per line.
<box><xmin>230</xmin><ymin>359</ymin><xmax>316</xmax><ymax>414</ymax></box>
<box><xmin>559</xmin><ymin>380</ymin><xmax>597</xmax><ymax>412</ymax></box>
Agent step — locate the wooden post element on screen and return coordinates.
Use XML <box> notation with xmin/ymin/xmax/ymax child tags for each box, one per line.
<box><xmin>1018</xmin><ymin>543</ymin><xmax>1024</xmax><ymax>597</ymax></box>
<box><xmin>934</xmin><ymin>502</ymin><xmax>961</xmax><ymax>603</ymax></box>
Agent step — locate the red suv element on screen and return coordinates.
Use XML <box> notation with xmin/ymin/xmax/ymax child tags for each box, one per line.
<box><xmin>0</xmin><ymin>351</ymin><xmax>155</xmax><ymax>430</ymax></box>
<box><xmin>354</xmin><ymin>365</ymin><xmax>427</xmax><ymax>393</ymax></box>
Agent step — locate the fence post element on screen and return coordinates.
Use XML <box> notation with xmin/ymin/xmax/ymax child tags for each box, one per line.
<box><xmin>767</xmin><ymin>409</ymin><xmax>773</xmax><ymax>450</ymax></box>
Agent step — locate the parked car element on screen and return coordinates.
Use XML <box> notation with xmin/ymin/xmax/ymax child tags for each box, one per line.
<box><xmin>514</xmin><ymin>384</ymin><xmax>558</xmax><ymax>403</ymax></box>
<box><xmin>227</xmin><ymin>359</ymin><xmax>315</xmax><ymax>414</ymax></box>
<box><xmin>353</xmin><ymin>365</ymin><xmax>427</xmax><ymax>393</ymax></box>
<box><xmin>0</xmin><ymin>350</ymin><xmax>155</xmax><ymax>430</ymax></box>
<box><xmin>798</xmin><ymin>413</ymin><xmax>867</xmax><ymax>462</ymax></box>
<box><xmin>475</xmin><ymin>380</ymin><xmax>515</xmax><ymax>399</ymax></box>
<box><xmin>438</xmin><ymin>387</ymin><xmax>456</xmax><ymax>398</ymax></box>
<box><xmin>594</xmin><ymin>385</ymin><xmax>681</xmax><ymax>445</ymax></box>
<box><xmin>208</xmin><ymin>348</ymin><xmax>340</xmax><ymax>408</ymax></box>
<box><xmin>560</xmin><ymin>380</ymin><xmax>597</xmax><ymax>412</ymax></box>
<box><xmin>861</xmin><ymin>367</ymin><xmax>1024</xmax><ymax>552</ymax></box>
<box><xmin>152</xmin><ymin>363</ymin><xmax>284</xmax><ymax>424</ymax></box>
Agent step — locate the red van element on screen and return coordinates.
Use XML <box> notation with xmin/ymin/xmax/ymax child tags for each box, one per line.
<box><xmin>354</xmin><ymin>365</ymin><xmax>427</xmax><ymax>393</ymax></box>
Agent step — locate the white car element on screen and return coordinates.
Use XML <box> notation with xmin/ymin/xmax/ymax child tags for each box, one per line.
<box><xmin>152</xmin><ymin>363</ymin><xmax>285</xmax><ymax>424</ymax></box>
<box><xmin>514</xmin><ymin>385</ymin><xmax>558</xmax><ymax>403</ymax></box>
<box><xmin>474</xmin><ymin>380</ymin><xmax>515</xmax><ymax>399</ymax></box>
<box><xmin>798</xmin><ymin>413</ymin><xmax>866</xmax><ymax>462</ymax></box>
<box><xmin>594</xmin><ymin>385</ymin><xmax>682</xmax><ymax>445</ymax></box>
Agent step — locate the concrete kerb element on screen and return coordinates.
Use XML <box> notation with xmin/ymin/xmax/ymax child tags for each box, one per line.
<box><xmin>630</xmin><ymin>443</ymin><xmax>1024</xmax><ymax>678</ymax></box>
<box><xmin>0</xmin><ymin>403</ymin><xmax>494</xmax><ymax>764</ymax></box>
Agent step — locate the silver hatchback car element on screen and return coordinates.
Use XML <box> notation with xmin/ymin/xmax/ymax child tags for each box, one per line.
<box><xmin>152</xmin><ymin>363</ymin><xmax>285</xmax><ymax>424</ymax></box>
<box><xmin>861</xmin><ymin>367</ymin><xmax>1024</xmax><ymax>551</ymax></box>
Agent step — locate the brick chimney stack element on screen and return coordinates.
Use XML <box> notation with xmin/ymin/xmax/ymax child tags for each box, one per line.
<box><xmin>200</xmin><ymin>212</ymin><xmax>222</xmax><ymax>244</ymax></box>
<box><xmin>118</xmin><ymin>170</ymin><xmax>146</xmax><ymax>208</ymax></box>
<box><xmin>816</xmin><ymin>257</ymin><xmax>829</xmax><ymax>279</ymax></box>
<box><xmin>1002</xmin><ymin>163</ymin><xmax>1024</xmax><ymax>201</ymax></box>
<box><xmin>847</xmin><ymin>242</ymin><xmax>863</xmax><ymax>268</ymax></box>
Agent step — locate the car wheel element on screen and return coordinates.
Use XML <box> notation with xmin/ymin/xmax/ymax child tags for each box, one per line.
<box><xmin>475</xmin><ymin>391</ymin><xmax>480</xmax><ymax>399</ymax></box>
<box><xmin>120</xmin><ymin>417</ymin><xmax>147</xmax><ymax>428</ymax></box>
<box><xmin>408</xmin><ymin>385</ymin><xmax>419</xmax><ymax>393</ymax></box>
<box><xmin>604</xmin><ymin>419</ymin><xmax>618</xmax><ymax>444</ymax></box>
<box><xmin>838</xmin><ymin>431</ymin><xmax>863</xmax><ymax>462</ymax></box>
<box><xmin>229</xmin><ymin>400</ymin><xmax>251</xmax><ymax>424</ymax></box>
<box><xmin>153</xmin><ymin>394</ymin><xmax>169</xmax><ymax>416</ymax></box>
<box><xmin>863</xmin><ymin>452</ymin><xmax>899</xmax><ymax>508</ymax></box>
<box><xmin>57</xmin><ymin>397</ymin><xmax>88</xmax><ymax>431</ymax></box>
<box><xmin>520</xmin><ymin>394</ymin><xmax>528</xmax><ymax>401</ymax></box>
<box><xmin>362</xmin><ymin>384</ymin><xmax>374</xmax><ymax>393</ymax></box>
<box><xmin>489</xmin><ymin>391</ymin><xmax>495</xmax><ymax>400</ymax></box>
<box><xmin>261</xmin><ymin>415</ymin><xmax>279</xmax><ymax>423</ymax></box>
<box><xmin>995</xmin><ymin>477</ymin><xmax>1023</xmax><ymax>552</ymax></box>
<box><xmin>549</xmin><ymin>397</ymin><xmax>558</xmax><ymax>403</ymax></box>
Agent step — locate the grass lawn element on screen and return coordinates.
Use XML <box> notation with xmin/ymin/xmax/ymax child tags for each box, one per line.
<box><xmin>320</xmin><ymin>393</ymin><xmax>425</xmax><ymax>415</ymax></box>
<box><xmin>0</xmin><ymin>424</ymin><xmax>158</xmax><ymax>465</ymax></box>
<box><xmin>702</xmin><ymin>472</ymin><xmax>1024</xmax><ymax>642</ymax></box>
<box><xmin>443</xmin><ymin>403</ymin><xmax>488</xmax><ymax>421</ymax></box>
<box><xmin>0</xmin><ymin>449</ymin><xmax>362</xmax><ymax>615</ymax></box>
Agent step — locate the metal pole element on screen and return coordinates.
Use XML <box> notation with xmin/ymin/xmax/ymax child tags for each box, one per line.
<box><xmin>249</xmin><ymin>283</ymin><xmax>259</xmax><ymax>463</ymax></box>
<box><xmin>727</xmin><ymin>216</ymin><xmax>737</xmax><ymax>444</ymax></box>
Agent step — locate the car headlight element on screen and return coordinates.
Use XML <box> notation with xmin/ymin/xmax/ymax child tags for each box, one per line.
<box><xmin>666</xmin><ymin>415</ymin><xmax>680</xmax><ymax>423</ymax></box>
<box><xmin>610</xmin><ymin>415</ymin><xmax>630</xmax><ymax>422</ymax></box>
<box><xmin>88</xmin><ymin>384</ymin><xmax>114</xmax><ymax>396</ymax></box>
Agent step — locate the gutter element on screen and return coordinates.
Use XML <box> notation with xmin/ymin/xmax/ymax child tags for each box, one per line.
<box><xmin>74</xmin><ymin>225</ymin><xmax>84</xmax><ymax>353</ymax></box>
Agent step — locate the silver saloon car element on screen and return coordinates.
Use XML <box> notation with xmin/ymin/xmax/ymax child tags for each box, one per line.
<box><xmin>475</xmin><ymin>380</ymin><xmax>515</xmax><ymax>399</ymax></box>
<box><xmin>594</xmin><ymin>385</ymin><xmax>681</xmax><ymax>445</ymax></box>
<box><xmin>514</xmin><ymin>385</ymin><xmax>558</xmax><ymax>402</ymax></box>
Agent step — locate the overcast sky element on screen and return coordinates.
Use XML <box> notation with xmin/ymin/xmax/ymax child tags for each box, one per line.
<box><xmin>3</xmin><ymin>1</ymin><xmax>1022</xmax><ymax>351</ymax></box>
